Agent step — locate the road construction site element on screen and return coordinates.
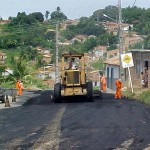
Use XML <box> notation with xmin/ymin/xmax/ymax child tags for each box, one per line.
<box><xmin>0</xmin><ymin>89</ymin><xmax>150</xmax><ymax>150</ymax></box>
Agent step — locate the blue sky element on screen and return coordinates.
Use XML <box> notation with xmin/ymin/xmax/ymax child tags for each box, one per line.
<box><xmin>0</xmin><ymin>0</ymin><xmax>148</xmax><ymax>20</ymax></box>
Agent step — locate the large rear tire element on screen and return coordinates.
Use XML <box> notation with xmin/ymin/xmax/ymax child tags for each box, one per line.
<box><xmin>87</xmin><ymin>82</ymin><xmax>93</xmax><ymax>102</ymax></box>
<box><xmin>54</xmin><ymin>83</ymin><xmax>61</xmax><ymax>103</ymax></box>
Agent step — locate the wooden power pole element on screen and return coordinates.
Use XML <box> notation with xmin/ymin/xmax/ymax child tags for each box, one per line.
<box><xmin>118</xmin><ymin>0</ymin><xmax>124</xmax><ymax>79</ymax></box>
<box><xmin>55</xmin><ymin>22</ymin><xmax>60</xmax><ymax>83</ymax></box>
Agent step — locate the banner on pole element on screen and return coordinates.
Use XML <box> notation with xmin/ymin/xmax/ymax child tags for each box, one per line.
<box><xmin>121</xmin><ymin>53</ymin><xmax>134</xmax><ymax>68</ymax></box>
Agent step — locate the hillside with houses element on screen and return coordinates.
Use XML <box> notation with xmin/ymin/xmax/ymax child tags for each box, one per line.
<box><xmin>0</xmin><ymin>5</ymin><xmax>150</xmax><ymax>91</ymax></box>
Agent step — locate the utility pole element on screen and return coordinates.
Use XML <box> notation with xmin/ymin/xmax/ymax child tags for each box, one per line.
<box><xmin>118</xmin><ymin>0</ymin><xmax>123</xmax><ymax>79</ymax></box>
<box><xmin>55</xmin><ymin>22</ymin><xmax>59</xmax><ymax>83</ymax></box>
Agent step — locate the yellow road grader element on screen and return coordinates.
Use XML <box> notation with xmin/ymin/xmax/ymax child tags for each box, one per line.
<box><xmin>53</xmin><ymin>52</ymin><xmax>93</xmax><ymax>103</ymax></box>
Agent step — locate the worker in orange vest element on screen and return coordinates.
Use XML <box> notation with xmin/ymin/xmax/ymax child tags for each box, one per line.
<box><xmin>15</xmin><ymin>80</ymin><xmax>20</xmax><ymax>96</ymax></box>
<box><xmin>18</xmin><ymin>81</ymin><xmax>24</xmax><ymax>96</ymax></box>
<box><xmin>100</xmin><ymin>74</ymin><xmax>107</xmax><ymax>92</ymax></box>
<box><xmin>114</xmin><ymin>78</ymin><xmax>122</xmax><ymax>99</ymax></box>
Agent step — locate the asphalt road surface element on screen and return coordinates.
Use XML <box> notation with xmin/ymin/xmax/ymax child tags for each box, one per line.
<box><xmin>0</xmin><ymin>90</ymin><xmax>150</xmax><ymax>150</ymax></box>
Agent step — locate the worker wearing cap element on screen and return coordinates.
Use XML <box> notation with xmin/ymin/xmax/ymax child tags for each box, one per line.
<box><xmin>114</xmin><ymin>78</ymin><xmax>122</xmax><ymax>99</ymax></box>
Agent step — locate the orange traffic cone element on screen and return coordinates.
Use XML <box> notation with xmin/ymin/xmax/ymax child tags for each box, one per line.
<box><xmin>5</xmin><ymin>95</ymin><xmax>11</xmax><ymax>107</ymax></box>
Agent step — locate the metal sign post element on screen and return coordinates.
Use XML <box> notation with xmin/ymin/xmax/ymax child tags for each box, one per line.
<box><xmin>127</xmin><ymin>67</ymin><xmax>133</xmax><ymax>93</ymax></box>
<box><xmin>121</xmin><ymin>53</ymin><xmax>134</xmax><ymax>93</ymax></box>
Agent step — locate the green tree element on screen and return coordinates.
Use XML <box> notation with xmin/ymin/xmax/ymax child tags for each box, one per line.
<box><xmin>45</xmin><ymin>11</ymin><xmax>50</xmax><ymax>20</ymax></box>
<box><xmin>29</xmin><ymin>12</ymin><xmax>44</xmax><ymax>22</ymax></box>
<box><xmin>84</xmin><ymin>38</ymin><xmax>97</xmax><ymax>51</ymax></box>
<box><xmin>92</xmin><ymin>5</ymin><xmax>118</xmax><ymax>22</ymax></box>
<box><xmin>6</xmin><ymin>58</ymin><xmax>29</xmax><ymax>82</ymax></box>
<box><xmin>122</xmin><ymin>6</ymin><xmax>145</xmax><ymax>24</ymax></box>
<box><xmin>51</xmin><ymin>7</ymin><xmax>67</xmax><ymax>20</ymax></box>
<box><xmin>45</xmin><ymin>31</ymin><xmax>55</xmax><ymax>41</ymax></box>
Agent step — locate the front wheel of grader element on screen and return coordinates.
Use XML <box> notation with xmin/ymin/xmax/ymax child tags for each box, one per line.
<box><xmin>54</xmin><ymin>83</ymin><xmax>62</xmax><ymax>103</ymax></box>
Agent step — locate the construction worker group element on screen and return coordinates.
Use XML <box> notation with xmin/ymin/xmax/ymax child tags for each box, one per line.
<box><xmin>100</xmin><ymin>73</ymin><xmax>123</xmax><ymax>99</ymax></box>
<box><xmin>16</xmin><ymin>80</ymin><xmax>24</xmax><ymax>96</ymax></box>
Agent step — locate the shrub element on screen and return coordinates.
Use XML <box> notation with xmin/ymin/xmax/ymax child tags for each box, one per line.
<box><xmin>139</xmin><ymin>90</ymin><xmax>150</xmax><ymax>104</ymax></box>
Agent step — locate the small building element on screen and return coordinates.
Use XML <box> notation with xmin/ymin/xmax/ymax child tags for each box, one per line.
<box><xmin>93</xmin><ymin>45</ymin><xmax>107</xmax><ymax>60</ymax></box>
<box><xmin>104</xmin><ymin>57</ymin><xmax>120</xmax><ymax>90</ymax></box>
<box><xmin>42</xmin><ymin>54</ymin><xmax>51</xmax><ymax>64</ymax></box>
<box><xmin>84</xmin><ymin>53</ymin><xmax>93</xmax><ymax>64</ymax></box>
<box><xmin>106</xmin><ymin>49</ymin><xmax>119</xmax><ymax>59</ymax></box>
<box><xmin>87</xmin><ymin>70</ymin><xmax>101</xmax><ymax>88</ymax></box>
<box><xmin>130</xmin><ymin>49</ymin><xmax>150</xmax><ymax>88</ymax></box>
<box><xmin>72</xmin><ymin>34</ymin><xmax>87</xmax><ymax>43</ymax></box>
<box><xmin>35</xmin><ymin>70</ymin><xmax>54</xmax><ymax>80</ymax></box>
<box><xmin>102</xmin><ymin>22</ymin><xmax>131</xmax><ymax>35</ymax></box>
<box><xmin>0</xmin><ymin>20</ymin><xmax>10</xmax><ymax>25</ymax></box>
<box><xmin>36</xmin><ymin>47</ymin><xmax>50</xmax><ymax>55</ymax></box>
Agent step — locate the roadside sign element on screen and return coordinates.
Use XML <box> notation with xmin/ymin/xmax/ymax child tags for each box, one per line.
<box><xmin>121</xmin><ymin>53</ymin><xmax>134</xmax><ymax>68</ymax></box>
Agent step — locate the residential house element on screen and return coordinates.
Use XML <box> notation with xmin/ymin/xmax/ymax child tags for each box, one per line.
<box><xmin>123</xmin><ymin>34</ymin><xmax>143</xmax><ymax>52</ymax></box>
<box><xmin>58</xmin><ymin>40</ymin><xmax>72</xmax><ymax>46</ymax></box>
<box><xmin>36</xmin><ymin>47</ymin><xmax>50</xmax><ymax>55</ymax></box>
<box><xmin>60</xmin><ymin>19</ymin><xmax>79</xmax><ymax>29</ymax></box>
<box><xmin>42</xmin><ymin>54</ymin><xmax>51</xmax><ymax>64</ymax></box>
<box><xmin>35</xmin><ymin>47</ymin><xmax>52</xmax><ymax>63</ymax></box>
<box><xmin>88</xmin><ymin>35</ymin><xmax>97</xmax><ymax>39</ymax></box>
<box><xmin>102</xmin><ymin>22</ymin><xmax>131</xmax><ymax>35</ymax></box>
<box><xmin>84</xmin><ymin>53</ymin><xmax>93</xmax><ymax>64</ymax></box>
<box><xmin>87</xmin><ymin>70</ymin><xmax>101</xmax><ymax>88</ymax></box>
<box><xmin>93</xmin><ymin>45</ymin><xmax>107</xmax><ymax>60</ymax></box>
<box><xmin>104</xmin><ymin>57</ymin><xmax>120</xmax><ymax>90</ymax></box>
<box><xmin>107</xmin><ymin>49</ymin><xmax>119</xmax><ymax>59</ymax></box>
<box><xmin>72</xmin><ymin>34</ymin><xmax>87</xmax><ymax>43</ymax></box>
<box><xmin>36</xmin><ymin>70</ymin><xmax>53</xmax><ymax>80</ymax></box>
<box><xmin>0</xmin><ymin>20</ymin><xmax>10</xmax><ymax>25</ymax></box>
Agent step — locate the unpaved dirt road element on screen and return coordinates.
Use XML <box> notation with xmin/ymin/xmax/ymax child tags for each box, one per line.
<box><xmin>0</xmin><ymin>90</ymin><xmax>150</xmax><ymax>150</ymax></box>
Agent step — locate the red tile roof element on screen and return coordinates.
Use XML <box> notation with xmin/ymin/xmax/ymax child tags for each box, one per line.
<box><xmin>104</xmin><ymin>57</ymin><xmax>120</xmax><ymax>66</ymax></box>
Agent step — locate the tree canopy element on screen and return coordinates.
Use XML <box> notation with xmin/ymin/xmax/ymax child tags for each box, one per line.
<box><xmin>50</xmin><ymin>7</ymin><xmax>67</xmax><ymax>21</ymax></box>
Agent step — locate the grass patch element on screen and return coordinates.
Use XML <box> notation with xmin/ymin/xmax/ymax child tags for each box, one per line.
<box><xmin>93</xmin><ymin>86</ymin><xmax>100</xmax><ymax>91</ymax></box>
<box><xmin>139</xmin><ymin>90</ymin><xmax>150</xmax><ymax>104</ymax></box>
<box><xmin>122</xmin><ymin>88</ymin><xmax>150</xmax><ymax>105</ymax></box>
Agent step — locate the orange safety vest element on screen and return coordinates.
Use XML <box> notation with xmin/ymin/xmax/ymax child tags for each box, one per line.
<box><xmin>101</xmin><ymin>76</ymin><xmax>107</xmax><ymax>84</ymax></box>
<box><xmin>16</xmin><ymin>81</ymin><xmax>20</xmax><ymax>89</ymax></box>
<box><xmin>115</xmin><ymin>80</ymin><xmax>122</xmax><ymax>89</ymax></box>
<box><xmin>19</xmin><ymin>82</ymin><xmax>24</xmax><ymax>89</ymax></box>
